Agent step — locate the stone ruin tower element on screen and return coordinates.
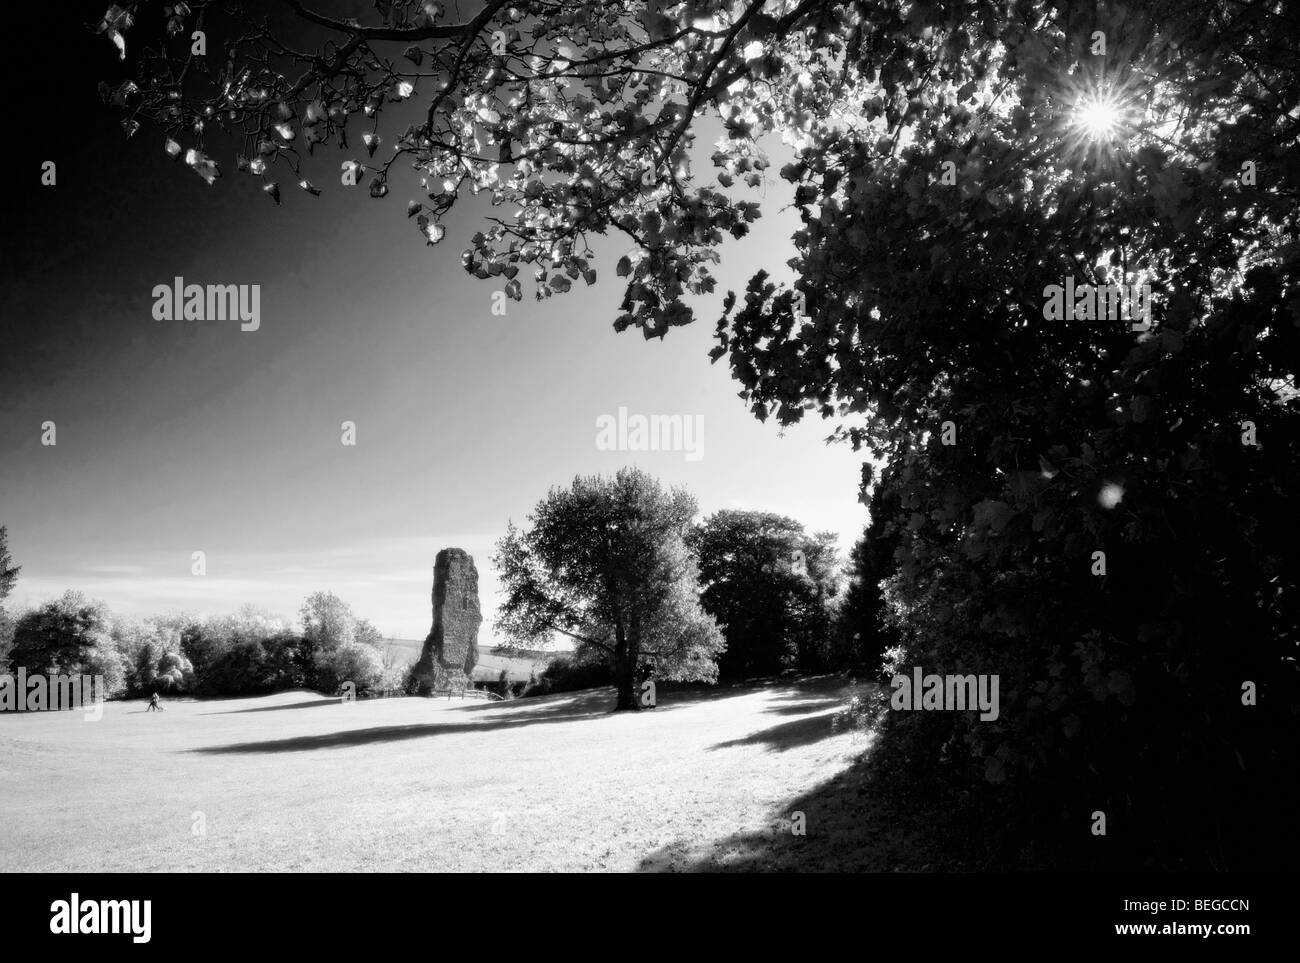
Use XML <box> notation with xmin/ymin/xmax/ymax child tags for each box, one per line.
<box><xmin>413</xmin><ymin>548</ymin><xmax>481</xmax><ymax>693</ymax></box>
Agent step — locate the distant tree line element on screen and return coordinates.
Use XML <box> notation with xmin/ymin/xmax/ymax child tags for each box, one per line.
<box><xmin>0</xmin><ymin>538</ymin><xmax>404</xmax><ymax>700</ymax></box>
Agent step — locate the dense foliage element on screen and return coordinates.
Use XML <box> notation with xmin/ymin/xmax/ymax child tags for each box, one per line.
<box><xmin>8</xmin><ymin>592</ymin><xmax>127</xmax><ymax>697</ymax></box>
<box><xmin>521</xmin><ymin>647</ymin><xmax>614</xmax><ymax>697</ymax></box>
<box><xmin>689</xmin><ymin>509</ymin><xmax>839</xmax><ymax>676</ymax></box>
<box><xmin>709</xmin><ymin>0</ymin><xmax>1300</xmax><ymax>869</ymax></box>
<box><xmin>495</xmin><ymin>467</ymin><xmax>725</xmax><ymax>709</ymax></box>
<box><xmin>831</xmin><ymin>490</ymin><xmax>903</xmax><ymax>675</ymax></box>
<box><xmin>1</xmin><ymin>589</ymin><xmax>396</xmax><ymax>701</ymax></box>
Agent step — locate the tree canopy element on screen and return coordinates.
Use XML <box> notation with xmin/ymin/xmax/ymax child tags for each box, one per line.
<box><xmin>9</xmin><ymin>591</ymin><xmax>127</xmax><ymax>694</ymax></box>
<box><xmin>690</xmin><ymin>509</ymin><xmax>838</xmax><ymax>676</ymax></box>
<box><xmin>95</xmin><ymin>0</ymin><xmax>833</xmax><ymax>331</ymax></box>
<box><xmin>494</xmin><ymin>467</ymin><xmax>724</xmax><ymax>708</ymax></box>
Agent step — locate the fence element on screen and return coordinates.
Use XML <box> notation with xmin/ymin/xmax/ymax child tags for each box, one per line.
<box><xmin>354</xmin><ymin>687</ymin><xmax>502</xmax><ymax>702</ymax></box>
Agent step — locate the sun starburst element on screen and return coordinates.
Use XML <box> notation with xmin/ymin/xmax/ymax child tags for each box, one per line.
<box><xmin>1076</xmin><ymin>95</ymin><xmax>1122</xmax><ymax>139</ymax></box>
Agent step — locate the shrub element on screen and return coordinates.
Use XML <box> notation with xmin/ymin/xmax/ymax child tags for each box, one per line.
<box><xmin>314</xmin><ymin>641</ymin><xmax>384</xmax><ymax>695</ymax></box>
<box><xmin>521</xmin><ymin>653</ymin><xmax>612</xmax><ymax>698</ymax></box>
<box><xmin>373</xmin><ymin>660</ymin><xmax>408</xmax><ymax>693</ymax></box>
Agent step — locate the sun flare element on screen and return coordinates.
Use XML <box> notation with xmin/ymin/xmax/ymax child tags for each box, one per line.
<box><xmin>1076</xmin><ymin>96</ymin><xmax>1122</xmax><ymax>138</ymax></box>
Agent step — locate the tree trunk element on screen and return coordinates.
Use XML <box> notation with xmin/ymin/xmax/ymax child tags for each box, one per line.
<box><xmin>613</xmin><ymin>620</ymin><xmax>638</xmax><ymax>711</ymax></box>
<box><xmin>615</xmin><ymin>668</ymin><xmax>637</xmax><ymax>711</ymax></box>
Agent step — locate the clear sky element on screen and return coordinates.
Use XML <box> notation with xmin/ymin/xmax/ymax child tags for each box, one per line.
<box><xmin>0</xmin><ymin>10</ymin><xmax>869</xmax><ymax>642</ymax></box>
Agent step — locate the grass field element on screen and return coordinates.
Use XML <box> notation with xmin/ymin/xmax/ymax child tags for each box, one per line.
<box><xmin>0</xmin><ymin>676</ymin><xmax>941</xmax><ymax>872</ymax></box>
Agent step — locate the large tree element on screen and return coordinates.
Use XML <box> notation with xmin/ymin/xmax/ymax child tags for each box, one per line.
<box><xmin>494</xmin><ymin>467</ymin><xmax>724</xmax><ymax>709</ymax></box>
<box><xmin>9</xmin><ymin>591</ymin><xmax>127</xmax><ymax>696</ymax></box>
<box><xmin>706</xmin><ymin>1</ymin><xmax>1299</xmax><ymax>868</ymax></box>
<box><xmin>689</xmin><ymin>509</ymin><xmax>838</xmax><ymax>677</ymax></box>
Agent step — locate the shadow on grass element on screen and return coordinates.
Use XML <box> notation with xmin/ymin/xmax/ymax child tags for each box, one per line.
<box><xmin>650</xmin><ymin>674</ymin><xmax>872</xmax><ymax>715</ymax></box>
<box><xmin>709</xmin><ymin>711</ymin><xmax>842</xmax><ymax>753</ymax></box>
<box><xmin>204</xmin><ymin>698</ymin><xmax>344</xmax><ymax>715</ymax></box>
<box><xmin>761</xmin><ymin>698</ymin><xmax>845</xmax><ymax>716</ymax></box>
<box><xmin>190</xmin><ymin>675</ymin><xmax>875</xmax><ymax>756</ymax></box>
<box><xmin>637</xmin><ymin>747</ymin><xmax>950</xmax><ymax>873</ymax></box>
<box><xmin>708</xmin><ymin>681</ymin><xmax>880</xmax><ymax>752</ymax></box>
<box><xmin>456</xmin><ymin>675</ymin><xmax>852</xmax><ymax>716</ymax></box>
<box><xmin>190</xmin><ymin>690</ymin><xmax>617</xmax><ymax>754</ymax></box>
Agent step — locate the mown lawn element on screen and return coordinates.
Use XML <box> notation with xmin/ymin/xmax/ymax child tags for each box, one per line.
<box><xmin>0</xmin><ymin>676</ymin><xmax>940</xmax><ymax>872</ymax></box>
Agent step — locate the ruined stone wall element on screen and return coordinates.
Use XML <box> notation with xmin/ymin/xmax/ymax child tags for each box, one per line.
<box><xmin>413</xmin><ymin>548</ymin><xmax>481</xmax><ymax>692</ymax></box>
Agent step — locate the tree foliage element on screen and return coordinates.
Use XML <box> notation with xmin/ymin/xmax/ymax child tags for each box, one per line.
<box><xmin>831</xmin><ymin>489</ymin><xmax>902</xmax><ymax>675</ymax></box>
<box><xmin>96</xmin><ymin>0</ymin><xmax>836</xmax><ymax>330</ymax></box>
<box><xmin>690</xmin><ymin>509</ymin><xmax>838</xmax><ymax>677</ymax></box>
<box><xmin>707</xmin><ymin>0</ymin><xmax>1299</xmax><ymax>869</ymax></box>
<box><xmin>494</xmin><ymin>467</ymin><xmax>724</xmax><ymax>709</ymax></box>
<box><xmin>9</xmin><ymin>591</ymin><xmax>127</xmax><ymax>696</ymax></box>
<box><xmin>0</xmin><ymin>527</ymin><xmax>19</xmax><ymax>602</ymax></box>
<box><xmin>112</xmin><ymin>615</ymin><xmax>195</xmax><ymax>694</ymax></box>
<box><xmin>299</xmin><ymin>591</ymin><xmax>385</xmax><ymax>691</ymax></box>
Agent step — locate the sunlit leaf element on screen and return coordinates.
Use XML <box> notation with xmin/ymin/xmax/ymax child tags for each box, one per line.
<box><xmin>184</xmin><ymin>148</ymin><xmax>219</xmax><ymax>185</ymax></box>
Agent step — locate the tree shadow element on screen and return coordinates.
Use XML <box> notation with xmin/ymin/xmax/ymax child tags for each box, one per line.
<box><xmin>709</xmin><ymin>711</ymin><xmax>843</xmax><ymax>753</ymax></box>
<box><xmin>707</xmin><ymin>680</ymin><xmax>879</xmax><ymax>752</ymax></box>
<box><xmin>461</xmin><ymin>676</ymin><xmax>848</xmax><ymax>715</ymax></box>
<box><xmin>166</xmin><ymin>690</ymin><xmax>325</xmax><ymax>705</ymax></box>
<box><xmin>188</xmin><ymin>676</ymin><xmax>875</xmax><ymax>756</ymax></box>
<box><xmin>637</xmin><ymin>750</ymin><xmax>953</xmax><ymax>872</ymax></box>
<box><xmin>204</xmin><ymin>698</ymin><xmax>343</xmax><ymax>715</ymax></box>
<box><xmin>762</xmin><ymin>698</ymin><xmax>844</xmax><ymax>716</ymax></box>
<box><xmin>651</xmin><ymin>674</ymin><xmax>874</xmax><ymax>715</ymax></box>
<box><xmin>190</xmin><ymin>691</ymin><xmax>614</xmax><ymax>755</ymax></box>
<box><xmin>459</xmin><ymin>687</ymin><xmax>615</xmax><ymax>713</ymax></box>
